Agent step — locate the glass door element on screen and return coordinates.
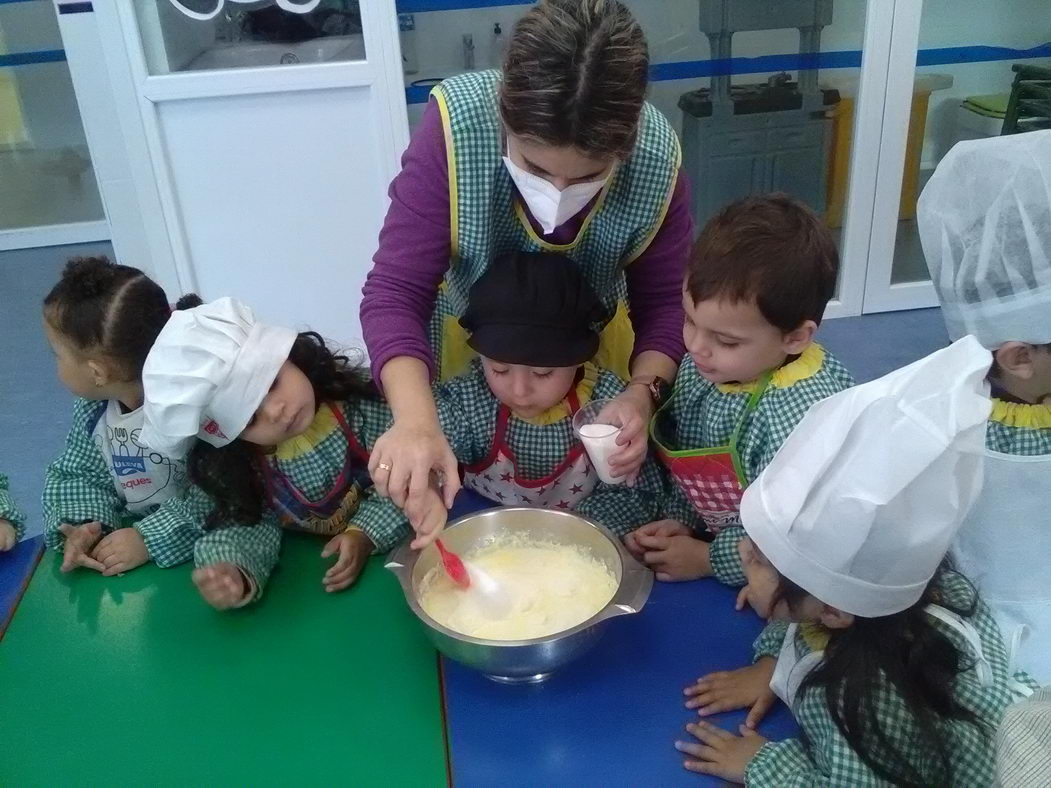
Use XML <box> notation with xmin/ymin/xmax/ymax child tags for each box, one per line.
<box><xmin>0</xmin><ymin>0</ymin><xmax>106</xmax><ymax>248</ymax></box>
<box><xmin>394</xmin><ymin>0</ymin><xmax>887</xmax><ymax>318</ymax></box>
<box><xmin>861</xmin><ymin>0</ymin><xmax>1051</xmax><ymax>312</ymax></box>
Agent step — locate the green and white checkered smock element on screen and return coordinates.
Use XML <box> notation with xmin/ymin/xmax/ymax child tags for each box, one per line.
<box><xmin>661</xmin><ymin>344</ymin><xmax>854</xmax><ymax>586</ymax></box>
<box><xmin>434</xmin><ymin>360</ymin><xmax>664</xmax><ymax>536</ymax></box>
<box><xmin>42</xmin><ymin>397</ymin><xmax>278</xmax><ymax>596</ymax></box>
<box><xmin>987</xmin><ymin>398</ymin><xmax>1051</xmax><ymax>455</ymax></box>
<box><xmin>0</xmin><ymin>473</ymin><xmax>26</xmax><ymax>540</ymax></box>
<box><xmin>747</xmin><ymin>571</ymin><xmax>1037</xmax><ymax>786</ymax></box>
<box><xmin>428</xmin><ymin>69</ymin><xmax>680</xmax><ymax>382</ymax></box>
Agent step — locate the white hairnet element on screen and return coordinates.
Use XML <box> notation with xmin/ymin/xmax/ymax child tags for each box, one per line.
<box><xmin>918</xmin><ymin>130</ymin><xmax>1051</xmax><ymax>349</ymax></box>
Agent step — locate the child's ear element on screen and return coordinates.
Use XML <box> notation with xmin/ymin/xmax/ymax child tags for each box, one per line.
<box><xmin>994</xmin><ymin>342</ymin><xmax>1034</xmax><ymax>380</ymax></box>
<box><xmin>819</xmin><ymin>605</ymin><xmax>854</xmax><ymax>630</ymax></box>
<box><xmin>87</xmin><ymin>359</ymin><xmax>110</xmax><ymax>388</ymax></box>
<box><xmin>781</xmin><ymin>320</ymin><xmax>818</xmax><ymax>355</ymax></box>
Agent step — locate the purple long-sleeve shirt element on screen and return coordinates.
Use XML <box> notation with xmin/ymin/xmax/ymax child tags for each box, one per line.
<box><xmin>361</xmin><ymin>99</ymin><xmax>693</xmax><ymax>382</ymax></box>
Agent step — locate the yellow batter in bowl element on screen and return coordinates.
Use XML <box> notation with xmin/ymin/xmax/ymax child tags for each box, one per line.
<box><xmin>418</xmin><ymin>539</ymin><xmax>618</xmax><ymax>641</ymax></box>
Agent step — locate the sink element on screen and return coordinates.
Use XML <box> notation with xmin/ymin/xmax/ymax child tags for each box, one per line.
<box><xmin>186</xmin><ymin>34</ymin><xmax>365</xmax><ymax>71</ymax></box>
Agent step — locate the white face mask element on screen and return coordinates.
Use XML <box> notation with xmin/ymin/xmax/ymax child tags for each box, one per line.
<box><xmin>502</xmin><ymin>146</ymin><xmax>611</xmax><ymax>235</ymax></box>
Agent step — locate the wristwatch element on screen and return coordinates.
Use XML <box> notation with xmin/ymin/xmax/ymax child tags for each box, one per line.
<box><xmin>628</xmin><ymin>375</ymin><xmax>672</xmax><ymax>407</ymax></box>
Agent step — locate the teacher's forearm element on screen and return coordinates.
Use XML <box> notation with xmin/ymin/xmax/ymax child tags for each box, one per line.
<box><xmin>631</xmin><ymin>350</ymin><xmax>678</xmax><ymax>384</ymax></box>
<box><xmin>379</xmin><ymin>356</ymin><xmax>440</xmax><ymax>427</ymax></box>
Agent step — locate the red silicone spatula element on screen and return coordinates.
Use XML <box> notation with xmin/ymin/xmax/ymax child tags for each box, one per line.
<box><xmin>435</xmin><ymin>539</ymin><xmax>471</xmax><ymax>589</ymax></box>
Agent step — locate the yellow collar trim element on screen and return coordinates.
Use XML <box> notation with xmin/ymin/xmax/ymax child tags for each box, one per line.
<box><xmin>990</xmin><ymin>398</ymin><xmax>1051</xmax><ymax>430</ymax></box>
<box><xmin>715</xmin><ymin>343</ymin><xmax>826</xmax><ymax>395</ymax></box>
<box><xmin>515</xmin><ymin>363</ymin><xmax>599</xmax><ymax>426</ymax></box>
<box><xmin>271</xmin><ymin>404</ymin><xmax>337</xmax><ymax>461</ymax></box>
<box><xmin>799</xmin><ymin>621</ymin><xmax>831</xmax><ymax>652</ymax></box>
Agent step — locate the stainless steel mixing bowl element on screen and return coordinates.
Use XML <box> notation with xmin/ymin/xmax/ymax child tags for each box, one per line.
<box><xmin>386</xmin><ymin>507</ymin><xmax>653</xmax><ymax>684</ymax></box>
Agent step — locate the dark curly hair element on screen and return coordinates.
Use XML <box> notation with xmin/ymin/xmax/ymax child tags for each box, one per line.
<box><xmin>43</xmin><ymin>256</ymin><xmax>201</xmax><ymax>380</ymax></box>
<box><xmin>187</xmin><ymin>332</ymin><xmax>380</xmax><ymax>529</ymax></box>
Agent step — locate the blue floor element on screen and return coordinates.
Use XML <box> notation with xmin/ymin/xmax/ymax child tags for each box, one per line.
<box><xmin>0</xmin><ymin>240</ymin><xmax>947</xmax><ymax>539</ymax></box>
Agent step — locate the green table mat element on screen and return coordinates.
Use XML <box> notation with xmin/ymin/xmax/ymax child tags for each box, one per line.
<box><xmin>0</xmin><ymin>532</ymin><xmax>447</xmax><ymax>787</ymax></box>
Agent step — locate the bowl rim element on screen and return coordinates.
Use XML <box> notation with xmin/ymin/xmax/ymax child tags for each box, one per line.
<box><xmin>386</xmin><ymin>506</ymin><xmax>652</xmax><ymax>648</ymax></box>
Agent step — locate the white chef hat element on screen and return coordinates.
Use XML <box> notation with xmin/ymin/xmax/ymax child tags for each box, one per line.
<box><xmin>918</xmin><ymin>130</ymin><xmax>1051</xmax><ymax>349</ymax></box>
<box><xmin>740</xmin><ymin>336</ymin><xmax>992</xmax><ymax>618</ymax></box>
<box><xmin>141</xmin><ymin>297</ymin><xmax>298</xmax><ymax>458</ymax></box>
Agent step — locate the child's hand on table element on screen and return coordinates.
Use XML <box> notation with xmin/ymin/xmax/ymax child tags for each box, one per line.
<box><xmin>193</xmin><ymin>563</ymin><xmax>252</xmax><ymax>609</ymax></box>
<box><xmin>684</xmin><ymin>656</ymin><xmax>777</xmax><ymax>727</ymax></box>
<box><xmin>407</xmin><ymin>486</ymin><xmax>448</xmax><ymax>550</ymax></box>
<box><xmin>321</xmin><ymin>529</ymin><xmax>374</xmax><ymax>592</ymax></box>
<box><xmin>58</xmin><ymin>522</ymin><xmax>105</xmax><ymax>573</ymax></box>
<box><xmin>675</xmin><ymin>721</ymin><xmax>767</xmax><ymax>782</ymax></box>
<box><xmin>635</xmin><ymin>528</ymin><xmax>713</xmax><ymax>582</ymax></box>
<box><xmin>90</xmin><ymin>528</ymin><xmax>149</xmax><ymax>576</ymax></box>
<box><xmin>0</xmin><ymin>519</ymin><xmax>16</xmax><ymax>551</ymax></box>
<box><xmin>624</xmin><ymin>519</ymin><xmax>690</xmax><ymax>560</ymax></box>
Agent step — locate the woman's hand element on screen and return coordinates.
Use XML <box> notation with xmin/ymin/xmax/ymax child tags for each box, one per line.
<box><xmin>369</xmin><ymin>417</ymin><xmax>461</xmax><ymax>511</ymax></box>
<box><xmin>675</xmin><ymin>721</ymin><xmax>767</xmax><ymax>782</ymax></box>
<box><xmin>91</xmin><ymin>528</ymin><xmax>149</xmax><ymax>577</ymax></box>
<box><xmin>320</xmin><ymin>530</ymin><xmax>374</xmax><ymax>592</ymax></box>
<box><xmin>407</xmin><ymin>486</ymin><xmax>448</xmax><ymax>550</ymax></box>
<box><xmin>599</xmin><ymin>384</ymin><xmax>653</xmax><ymax>482</ymax></box>
<box><xmin>684</xmin><ymin>657</ymin><xmax>777</xmax><ymax>727</ymax></box>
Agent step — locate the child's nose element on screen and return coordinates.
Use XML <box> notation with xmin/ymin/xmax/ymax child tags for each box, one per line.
<box><xmin>264</xmin><ymin>398</ymin><xmax>285</xmax><ymax>422</ymax></box>
<box><xmin>512</xmin><ymin>375</ymin><xmax>531</xmax><ymax>399</ymax></box>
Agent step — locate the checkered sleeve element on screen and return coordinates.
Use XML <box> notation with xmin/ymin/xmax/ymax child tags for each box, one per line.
<box><xmin>577</xmin><ymin>455</ymin><xmax>666</xmax><ymax>538</ymax></box>
<box><xmin>745</xmin><ymin>738</ymin><xmax>860</xmax><ymax>787</ymax></box>
<box><xmin>752</xmin><ymin>619</ymin><xmax>789</xmax><ymax>661</ymax></box>
<box><xmin>0</xmin><ymin>474</ymin><xmax>26</xmax><ymax>540</ymax></box>
<box><xmin>709</xmin><ymin>524</ymin><xmax>747</xmax><ymax>586</ymax></box>
<box><xmin>433</xmin><ymin>365</ymin><xmax>496</xmax><ymax>466</ymax></box>
<box><xmin>134</xmin><ymin>485</ymin><xmax>216</xmax><ymax>568</ymax></box>
<box><xmin>42</xmin><ymin>398</ymin><xmax>125</xmax><ymax>550</ymax></box>
<box><xmin>350</xmin><ymin>491</ymin><xmax>411</xmax><ymax>553</ymax></box>
<box><xmin>658</xmin><ymin>493</ymin><xmax>704</xmax><ymax>532</ymax></box>
<box><xmin>345</xmin><ymin>396</ymin><xmax>395</xmax><ymax>452</ymax></box>
<box><xmin>193</xmin><ymin>513</ymin><xmax>282</xmax><ymax>602</ymax></box>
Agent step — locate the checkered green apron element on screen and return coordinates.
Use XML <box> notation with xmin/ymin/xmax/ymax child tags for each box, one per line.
<box><xmin>430</xmin><ymin>69</ymin><xmax>680</xmax><ymax>380</ymax></box>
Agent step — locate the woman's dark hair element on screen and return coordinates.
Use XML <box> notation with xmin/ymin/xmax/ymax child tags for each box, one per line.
<box><xmin>187</xmin><ymin>332</ymin><xmax>380</xmax><ymax>529</ymax></box>
<box><xmin>43</xmin><ymin>256</ymin><xmax>198</xmax><ymax>380</ymax></box>
<box><xmin>499</xmin><ymin>0</ymin><xmax>648</xmax><ymax>159</ymax></box>
<box><xmin>776</xmin><ymin>568</ymin><xmax>985</xmax><ymax>787</ymax></box>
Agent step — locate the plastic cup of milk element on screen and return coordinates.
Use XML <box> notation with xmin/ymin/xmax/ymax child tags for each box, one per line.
<box><xmin>573</xmin><ymin>398</ymin><xmax>625</xmax><ymax>485</ymax></box>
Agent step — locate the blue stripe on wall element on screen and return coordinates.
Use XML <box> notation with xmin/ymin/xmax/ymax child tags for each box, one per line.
<box><xmin>396</xmin><ymin>0</ymin><xmax>532</xmax><ymax>11</ymax></box>
<box><xmin>0</xmin><ymin>50</ymin><xmax>67</xmax><ymax>69</ymax></box>
<box><xmin>405</xmin><ymin>42</ymin><xmax>1051</xmax><ymax>104</ymax></box>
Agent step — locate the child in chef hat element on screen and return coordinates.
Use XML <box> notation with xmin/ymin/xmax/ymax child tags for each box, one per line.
<box><xmin>676</xmin><ymin>337</ymin><xmax>1036</xmax><ymax>786</ymax></box>
<box><xmin>919</xmin><ymin>129</ymin><xmax>1051</xmax><ymax>687</ymax></box>
<box><xmin>141</xmin><ymin>297</ymin><xmax>445</xmax><ymax>609</ymax></box>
